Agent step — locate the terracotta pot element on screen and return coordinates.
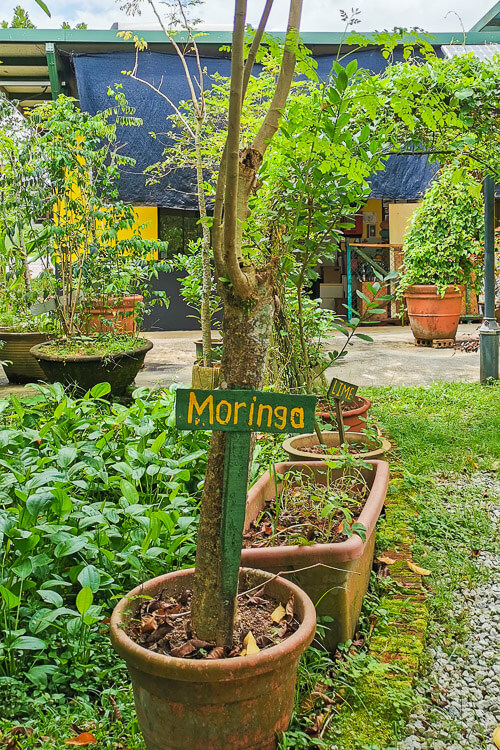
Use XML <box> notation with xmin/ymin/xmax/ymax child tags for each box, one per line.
<box><xmin>242</xmin><ymin>460</ymin><xmax>389</xmax><ymax>651</ymax></box>
<box><xmin>282</xmin><ymin>430</ymin><xmax>391</xmax><ymax>462</ymax></box>
<box><xmin>194</xmin><ymin>338</ymin><xmax>223</xmax><ymax>360</ymax></box>
<box><xmin>85</xmin><ymin>295</ymin><xmax>143</xmax><ymax>334</ymax></box>
<box><xmin>191</xmin><ymin>363</ymin><xmax>220</xmax><ymax>389</ymax></box>
<box><xmin>404</xmin><ymin>285</ymin><xmax>463</xmax><ymax>341</ymax></box>
<box><xmin>0</xmin><ymin>330</ymin><xmax>53</xmax><ymax>383</ymax></box>
<box><xmin>30</xmin><ymin>337</ymin><xmax>153</xmax><ymax>396</ymax></box>
<box><xmin>316</xmin><ymin>396</ymin><xmax>371</xmax><ymax>431</ymax></box>
<box><xmin>110</xmin><ymin>567</ymin><xmax>316</xmax><ymax>750</ymax></box>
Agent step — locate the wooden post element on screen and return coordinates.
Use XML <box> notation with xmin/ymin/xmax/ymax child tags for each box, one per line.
<box><xmin>333</xmin><ymin>397</ymin><xmax>346</xmax><ymax>446</ymax></box>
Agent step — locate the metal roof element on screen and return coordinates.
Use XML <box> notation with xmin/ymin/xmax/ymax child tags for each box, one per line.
<box><xmin>441</xmin><ymin>42</ymin><xmax>500</xmax><ymax>59</ymax></box>
<box><xmin>469</xmin><ymin>0</ymin><xmax>500</xmax><ymax>32</ymax></box>
<box><xmin>1</xmin><ymin>22</ymin><xmax>500</xmax><ymax>111</ymax></box>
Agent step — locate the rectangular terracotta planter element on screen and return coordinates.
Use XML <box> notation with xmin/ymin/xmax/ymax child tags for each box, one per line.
<box><xmin>241</xmin><ymin>460</ymin><xmax>389</xmax><ymax>652</ymax></box>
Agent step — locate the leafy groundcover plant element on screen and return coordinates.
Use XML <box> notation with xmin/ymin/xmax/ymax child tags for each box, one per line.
<box><xmin>0</xmin><ymin>384</ymin><xmax>209</xmax><ymax>708</ymax></box>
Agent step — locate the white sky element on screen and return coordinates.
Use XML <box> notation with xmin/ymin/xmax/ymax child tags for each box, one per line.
<box><xmin>2</xmin><ymin>0</ymin><xmax>496</xmax><ymax>34</ymax></box>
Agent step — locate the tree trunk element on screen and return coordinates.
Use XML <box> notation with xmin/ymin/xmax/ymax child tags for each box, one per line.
<box><xmin>194</xmin><ymin>117</ymin><xmax>213</xmax><ymax>368</ymax></box>
<box><xmin>191</xmin><ymin>268</ymin><xmax>275</xmax><ymax>645</ymax></box>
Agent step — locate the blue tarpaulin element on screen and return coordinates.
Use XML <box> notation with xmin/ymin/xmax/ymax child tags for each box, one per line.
<box><xmin>73</xmin><ymin>50</ymin><xmax>441</xmax><ymax>207</ymax></box>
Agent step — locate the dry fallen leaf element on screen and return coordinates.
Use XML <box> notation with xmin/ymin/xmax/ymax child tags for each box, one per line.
<box><xmin>493</xmin><ymin>725</ymin><xmax>500</xmax><ymax>749</ymax></box>
<box><xmin>65</xmin><ymin>733</ymin><xmax>97</xmax><ymax>746</ymax></box>
<box><xmin>271</xmin><ymin>604</ymin><xmax>286</xmax><ymax>623</ymax></box>
<box><xmin>377</xmin><ymin>555</ymin><xmax>396</xmax><ymax>565</ymax></box>
<box><xmin>242</xmin><ymin>631</ymin><xmax>260</xmax><ymax>656</ymax></box>
<box><xmin>407</xmin><ymin>561</ymin><xmax>431</xmax><ymax>576</ymax></box>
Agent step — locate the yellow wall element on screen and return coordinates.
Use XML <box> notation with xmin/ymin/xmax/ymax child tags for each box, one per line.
<box><xmin>127</xmin><ymin>206</ymin><xmax>158</xmax><ymax>241</ymax></box>
<box><xmin>361</xmin><ymin>199</ymin><xmax>383</xmax><ymax>240</ymax></box>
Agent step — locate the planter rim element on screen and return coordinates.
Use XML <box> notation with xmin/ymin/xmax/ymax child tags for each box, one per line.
<box><xmin>282</xmin><ymin>431</ymin><xmax>391</xmax><ymax>461</ymax></box>
<box><xmin>194</xmin><ymin>338</ymin><xmax>224</xmax><ymax>345</ymax></box>
<box><xmin>243</xmin><ymin>459</ymin><xmax>389</xmax><ymax>565</ymax></box>
<box><xmin>316</xmin><ymin>395</ymin><xmax>371</xmax><ymax>419</ymax></box>
<box><xmin>30</xmin><ymin>337</ymin><xmax>153</xmax><ymax>363</ymax></box>
<box><xmin>88</xmin><ymin>293</ymin><xmax>143</xmax><ymax>306</ymax></box>
<box><xmin>404</xmin><ymin>284</ymin><xmax>463</xmax><ymax>296</ymax></box>
<box><xmin>0</xmin><ymin>328</ymin><xmax>54</xmax><ymax>337</ymax></box>
<box><xmin>110</xmin><ymin>567</ymin><xmax>316</xmax><ymax>682</ymax></box>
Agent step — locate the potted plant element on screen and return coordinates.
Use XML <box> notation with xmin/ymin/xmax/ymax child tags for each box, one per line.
<box><xmin>109</xmin><ymin>4</ymin><xmax>316</xmax><ymax>749</ymax></box>
<box><xmin>0</xmin><ymin>99</ymin><xmax>57</xmax><ymax>382</ymax></box>
<box><xmin>242</xmin><ymin>458</ymin><xmax>390</xmax><ymax>652</ymax></box>
<box><xmin>23</xmin><ymin>95</ymin><xmax>167</xmax><ymax>394</ymax></box>
<box><xmin>398</xmin><ymin>165</ymin><xmax>484</xmax><ymax>343</ymax></box>
<box><xmin>166</xmin><ymin>238</ymin><xmax>223</xmax><ymax>389</ymax></box>
<box><xmin>282</xmin><ymin>429</ymin><xmax>391</xmax><ymax>462</ymax></box>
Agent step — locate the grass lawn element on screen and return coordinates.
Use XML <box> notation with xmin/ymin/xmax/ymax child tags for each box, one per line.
<box><xmin>0</xmin><ymin>381</ymin><xmax>498</xmax><ymax>749</ymax></box>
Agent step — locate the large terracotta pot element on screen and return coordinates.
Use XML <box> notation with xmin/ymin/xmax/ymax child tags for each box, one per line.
<box><xmin>404</xmin><ymin>284</ymin><xmax>463</xmax><ymax>341</ymax></box>
<box><xmin>30</xmin><ymin>338</ymin><xmax>153</xmax><ymax>396</ymax></box>
<box><xmin>85</xmin><ymin>295</ymin><xmax>143</xmax><ymax>334</ymax></box>
<box><xmin>316</xmin><ymin>396</ymin><xmax>371</xmax><ymax>431</ymax></box>
<box><xmin>110</xmin><ymin>567</ymin><xmax>316</xmax><ymax>750</ymax></box>
<box><xmin>242</xmin><ymin>460</ymin><xmax>389</xmax><ymax>652</ymax></box>
<box><xmin>282</xmin><ymin>430</ymin><xmax>391</xmax><ymax>462</ymax></box>
<box><xmin>0</xmin><ymin>330</ymin><xmax>53</xmax><ymax>383</ymax></box>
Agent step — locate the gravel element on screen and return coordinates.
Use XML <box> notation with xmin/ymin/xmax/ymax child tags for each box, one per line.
<box><xmin>399</xmin><ymin>472</ymin><xmax>500</xmax><ymax>750</ymax></box>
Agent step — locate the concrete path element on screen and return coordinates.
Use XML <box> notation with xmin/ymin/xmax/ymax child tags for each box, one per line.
<box><xmin>0</xmin><ymin>324</ymin><xmax>486</xmax><ymax>399</ymax></box>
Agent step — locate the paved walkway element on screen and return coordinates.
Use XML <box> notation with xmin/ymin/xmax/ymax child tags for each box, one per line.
<box><xmin>0</xmin><ymin>324</ymin><xmax>487</xmax><ymax>398</ymax></box>
<box><xmin>136</xmin><ymin>324</ymin><xmax>483</xmax><ymax>389</ymax></box>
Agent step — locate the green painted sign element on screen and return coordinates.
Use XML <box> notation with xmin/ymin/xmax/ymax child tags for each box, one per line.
<box><xmin>175</xmin><ymin>388</ymin><xmax>316</xmax><ymax>433</ymax></box>
<box><xmin>327</xmin><ymin>377</ymin><xmax>358</xmax><ymax>404</ymax></box>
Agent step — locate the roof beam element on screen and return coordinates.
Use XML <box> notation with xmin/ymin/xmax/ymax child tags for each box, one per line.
<box><xmin>45</xmin><ymin>42</ymin><xmax>61</xmax><ymax>99</ymax></box>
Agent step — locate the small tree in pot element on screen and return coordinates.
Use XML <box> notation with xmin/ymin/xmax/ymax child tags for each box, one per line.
<box><xmin>398</xmin><ymin>164</ymin><xmax>484</xmax><ymax>343</ymax></box>
<box><xmin>25</xmin><ymin>95</ymin><xmax>168</xmax><ymax>394</ymax></box>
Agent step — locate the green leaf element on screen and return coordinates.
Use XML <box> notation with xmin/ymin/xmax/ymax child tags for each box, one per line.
<box><xmin>120</xmin><ymin>478</ymin><xmax>139</xmax><ymax>504</ymax></box>
<box><xmin>57</xmin><ymin>445</ymin><xmax>77</xmax><ymax>468</ymax></box>
<box><xmin>0</xmin><ymin>584</ymin><xmax>20</xmax><ymax>609</ymax></box>
<box><xmin>11</xmin><ymin>635</ymin><xmax>46</xmax><ymax>651</ymax></box>
<box><xmin>37</xmin><ymin>589</ymin><xmax>64</xmax><ymax>607</ymax></box>
<box><xmin>35</xmin><ymin>0</ymin><xmax>51</xmax><ymax>16</ymax></box>
<box><xmin>77</xmin><ymin>565</ymin><xmax>101</xmax><ymax>593</ymax></box>
<box><xmin>12</xmin><ymin>559</ymin><xmax>33</xmax><ymax>580</ymax></box>
<box><xmin>54</xmin><ymin>536</ymin><xmax>87</xmax><ymax>558</ymax></box>
<box><xmin>90</xmin><ymin>382</ymin><xmax>112</xmax><ymax>399</ymax></box>
<box><xmin>355</xmin><ymin>333</ymin><xmax>374</xmax><ymax>342</ymax></box>
<box><xmin>150</xmin><ymin>431</ymin><xmax>166</xmax><ymax>454</ymax></box>
<box><xmin>27</xmin><ymin>665</ymin><xmax>57</xmax><ymax>688</ymax></box>
<box><xmin>76</xmin><ymin>586</ymin><xmax>93</xmax><ymax>616</ymax></box>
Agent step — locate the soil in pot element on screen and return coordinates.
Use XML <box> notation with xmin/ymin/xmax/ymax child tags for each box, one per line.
<box><xmin>282</xmin><ymin>431</ymin><xmax>391</xmax><ymax>462</ymax></box>
<box><xmin>30</xmin><ymin>335</ymin><xmax>153</xmax><ymax>396</ymax></box>
<box><xmin>242</xmin><ymin>460</ymin><xmax>390</xmax><ymax>652</ymax></box>
<box><xmin>316</xmin><ymin>395</ymin><xmax>371</xmax><ymax>431</ymax></box>
<box><xmin>243</xmin><ymin>470</ymin><xmax>369</xmax><ymax>548</ymax></box>
<box><xmin>110</xmin><ymin>567</ymin><xmax>316</xmax><ymax>750</ymax></box>
<box><xmin>0</xmin><ymin>330</ymin><xmax>53</xmax><ymax>383</ymax></box>
<box><xmin>126</xmin><ymin>582</ymin><xmax>299</xmax><ymax>660</ymax></box>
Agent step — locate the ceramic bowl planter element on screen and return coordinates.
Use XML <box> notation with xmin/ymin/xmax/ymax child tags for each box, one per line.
<box><xmin>0</xmin><ymin>330</ymin><xmax>53</xmax><ymax>383</ymax></box>
<box><xmin>110</xmin><ymin>567</ymin><xmax>316</xmax><ymax>750</ymax></box>
<box><xmin>242</xmin><ymin>460</ymin><xmax>390</xmax><ymax>651</ymax></box>
<box><xmin>316</xmin><ymin>396</ymin><xmax>371</xmax><ymax>431</ymax></box>
<box><xmin>30</xmin><ymin>338</ymin><xmax>153</xmax><ymax>396</ymax></box>
<box><xmin>194</xmin><ymin>338</ymin><xmax>223</xmax><ymax>360</ymax></box>
<box><xmin>404</xmin><ymin>285</ymin><xmax>463</xmax><ymax>342</ymax></box>
<box><xmin>84</xmin><ymin>295</ymin><xmax>143</xmax><ymax>334</ymax></box>
<box><xmin>282</xmin><ymin>431</ymin><xmax>391</xmax><ymax>462</ymax></box>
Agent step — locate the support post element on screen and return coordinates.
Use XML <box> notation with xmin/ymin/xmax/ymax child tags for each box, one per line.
<box><xmin>479</xmin><ymin>174</ymin><xmax>499</xmax><ymax>382</ymax></box>
<box><xmin>333</xmin><ymin>397</ymin><xmax>346</xmax><ymax>446</ymax></box>
<box><xmin>346</xmin><ymin>239</ymin><xmax>352</xmax><ymax>322</ymax></box>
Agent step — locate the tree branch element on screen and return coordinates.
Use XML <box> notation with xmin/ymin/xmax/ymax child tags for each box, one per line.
<box><xmin>252</xmin><ymin>0</ymin><xmax>303</xmax><ymax>156</ymax></box>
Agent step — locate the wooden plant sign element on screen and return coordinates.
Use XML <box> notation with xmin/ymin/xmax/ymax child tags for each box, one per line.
<box><xmin>326</xmin><ymin>377</ymin><xmax>359</xmax><ymax>445</ymax></box>
<box><xmin>176</xmin><ymin>388</ymin><xmax>316</xmax><ymax>616</ymax></box>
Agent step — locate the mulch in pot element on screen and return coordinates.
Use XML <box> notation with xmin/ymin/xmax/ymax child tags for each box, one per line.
<box><xmin>243</xmin><ymin>471</ymin><xmax>370</xmax><ymax>548</ymax></box>
<box><xmin>126</xmin><ymin>586</ymin><xmax>299</xmax><ymax>659</ymax></box>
